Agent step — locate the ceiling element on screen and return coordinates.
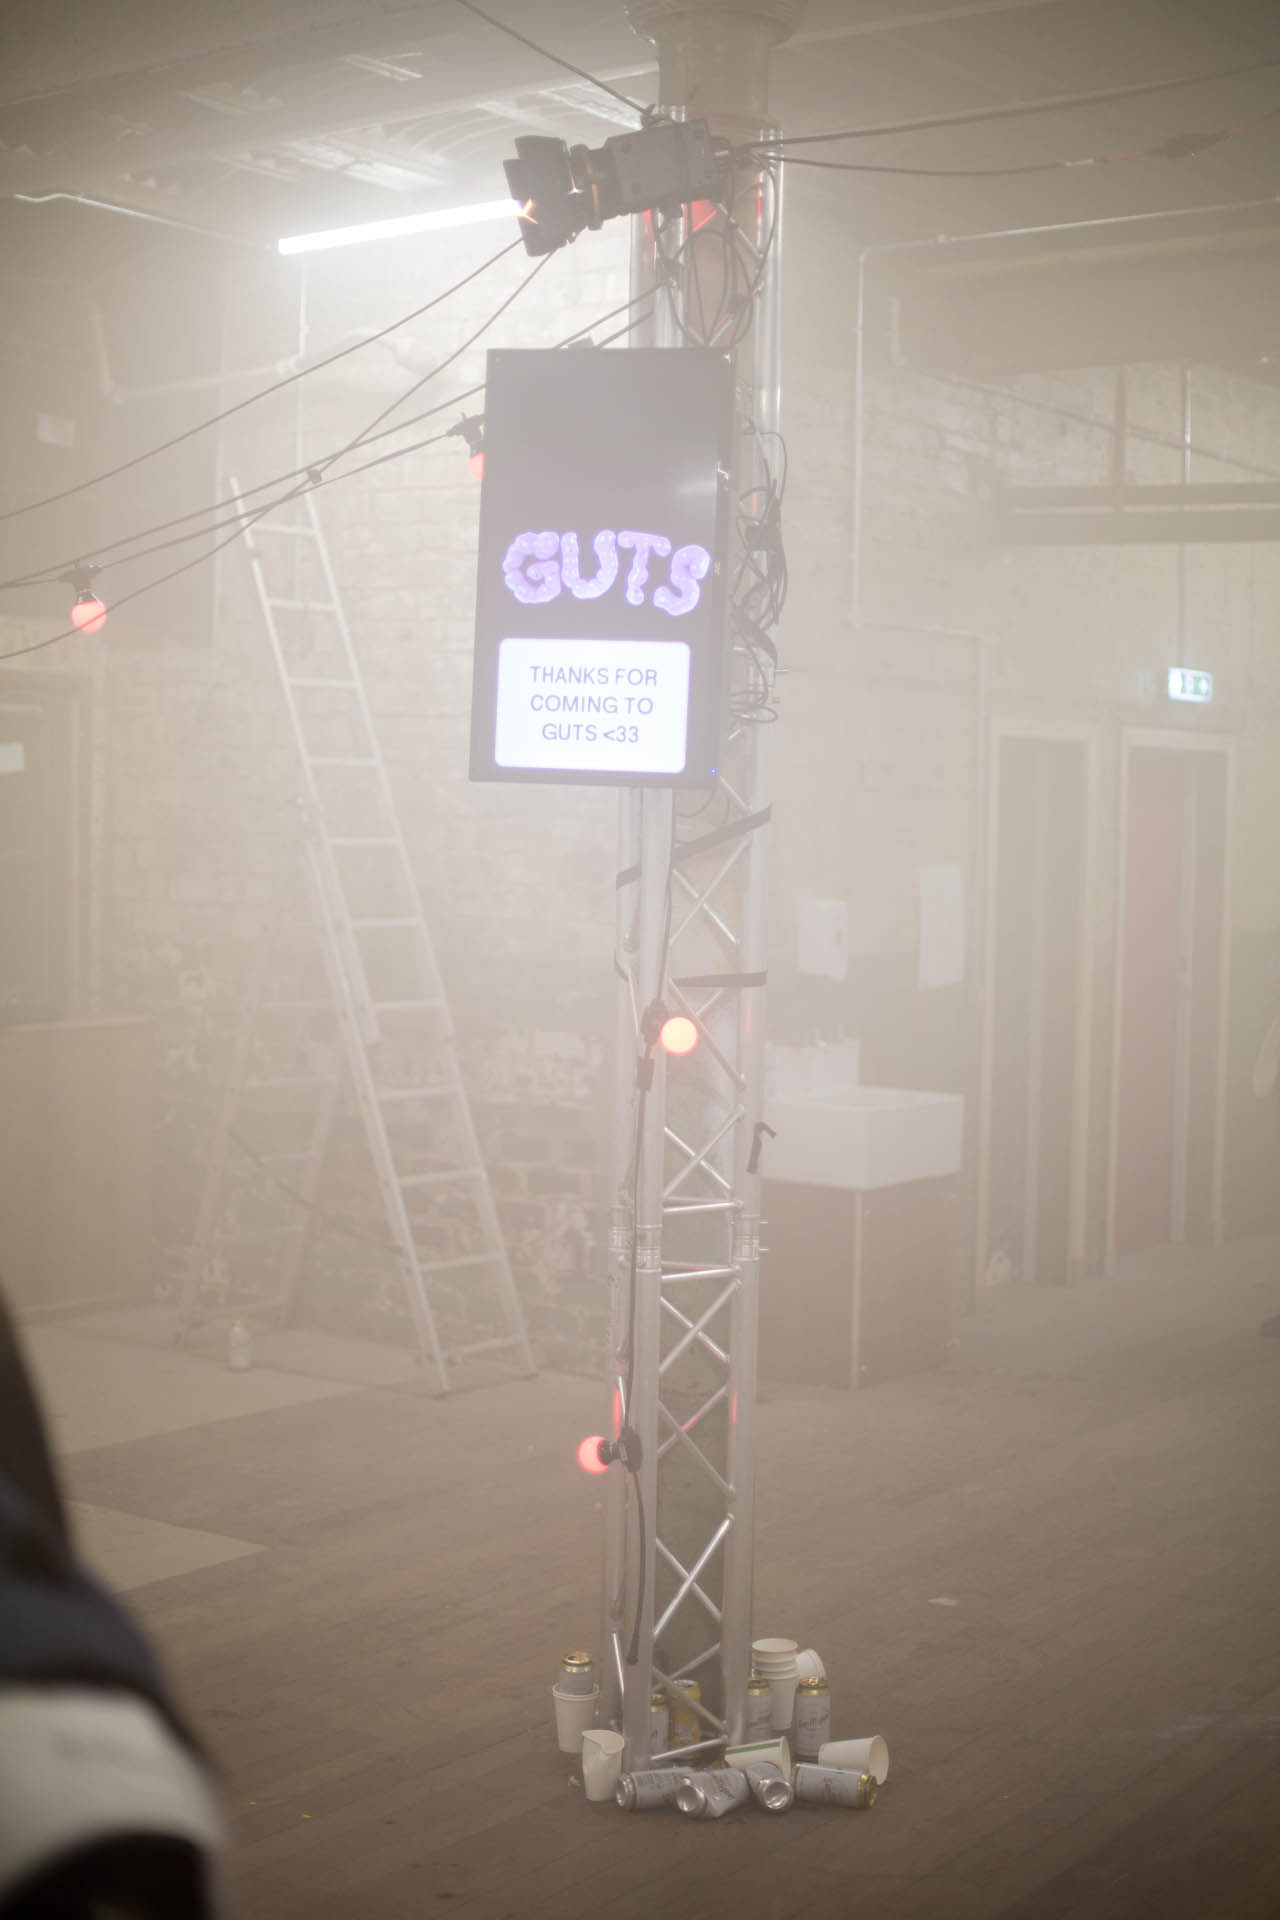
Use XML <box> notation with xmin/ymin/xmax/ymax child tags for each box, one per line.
<box><xmin>1</xmin><ymin>0</ymin><xmax>1277</xmax><ymax>262</ymax></box>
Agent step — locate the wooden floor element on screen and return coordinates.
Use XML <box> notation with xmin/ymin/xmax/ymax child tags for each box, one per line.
<box><xmin>54</xmin><ymin>1237</ymin><xmax>1280</xmax><ymax>1920</ymax></box>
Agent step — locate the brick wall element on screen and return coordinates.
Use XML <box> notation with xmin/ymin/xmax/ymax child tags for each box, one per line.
<box><xmin>5</xmin><ymin>175</ymin><xmax>1280</xmax><ymax>1358</ymax></box>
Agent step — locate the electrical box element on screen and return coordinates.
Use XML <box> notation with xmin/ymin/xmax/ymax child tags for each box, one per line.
<box><xmin>470</xmin><ymin>348</ymin><xmax>734</xmax><ymax>788</ymax></box>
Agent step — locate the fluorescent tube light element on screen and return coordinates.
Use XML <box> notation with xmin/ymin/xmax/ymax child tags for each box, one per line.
<box><xmin>278</xmin><ymin>198</ymin><xmax>519</xmax><ymax>257</ymax></box>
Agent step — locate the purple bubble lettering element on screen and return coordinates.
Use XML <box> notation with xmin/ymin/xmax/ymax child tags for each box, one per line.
<box><xmin>560</xmin><ymin>529</ymin><xmax>619</xmax><ymax>601</ymax></box>
<box><xmin>500</xmin><ymin>529</ymin><xmax>710</xmax><ymax>616</ymax></box>
<box><xmin>653</xmin><ymin>542</ymin><xmax>711</xmax><ymax>618</ymax></box>
<box><xmin>503</xmin><ymin>529</ymin><xmax>562</xmax><ymax>604</ymax></box>
<box><xmin>617</xmin><ymin>530</ymin><xmax>672</xmax><ymax>607</ymax></box>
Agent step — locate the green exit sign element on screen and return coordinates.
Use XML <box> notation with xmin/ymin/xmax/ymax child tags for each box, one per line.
<box><xmin>1167</xmin><ymin>668</ymin><xmax>1213</xmax><ymax>704</ymax></box>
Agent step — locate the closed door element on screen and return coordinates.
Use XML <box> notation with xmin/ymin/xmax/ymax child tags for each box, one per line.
<box><xmin>1113</xmin><ymin>744</ymin><xmax>1228</xmax><ymax>1256</ymax></box>
<box><xmin>985</xmin><ymin>736</ymin><xmax>1088</xmax><ymax>1287</ymax></box>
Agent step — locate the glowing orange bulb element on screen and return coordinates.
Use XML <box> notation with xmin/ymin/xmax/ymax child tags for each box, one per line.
<box><xmin>469</xmin><ymin>448</ymin><xmax>485</xmax><ymax>480</ymax></box>
<box><xmin>577</xmin><ymin>1434</ymin><xmax>610</xmax><ymax>1475</ymax></box>
<box><xmin>70</xmin><ymin>590</ymin><xmax>107</xmax><ymax>634</ymax></box>
<box><xmin>660</xmin><ymin>1015</ymin><xmax>698</xmax><ymax>1056</ymax></box>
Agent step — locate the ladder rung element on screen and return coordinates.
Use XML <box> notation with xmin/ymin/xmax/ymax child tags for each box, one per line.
<box><xmin>350</xmin><ymin>917</ymin><xmax>419</xmax><ymax>930</ymax></box>
<box><xmin>447</xmin><ymin>1335</ymin><xmax>525</xmax><ymax>1360</ymax></box>
<box><xmin>399</xmin><ymin>1167</ymin><xmax>483</xmax><ymax>1189</ymax></box>
<box><xmin>268</xmin><ymin>597</ymin><xmax>338</xmax><ymax>614</ymax></box>
<box><xmin>417</xmin><ymin>1252</ymin><xmax>494</xmax><ymax>1276</ymax></box>
<box><xmin>378</xmin><ymin>1085</ymin><xmax>453</xmax><ymax>1104</ymax></box>
<box><xmin>289</xmin><ymin>676</ymin><xmax>358</xmax><ymax>690</ymax></box>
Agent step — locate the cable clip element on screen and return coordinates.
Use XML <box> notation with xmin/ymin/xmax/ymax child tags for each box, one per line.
<box><xmin>595</xmin><ymin>1425</ymin><xmax>643</xmax><ymax>1472</ymax></box>
<box><xmin>747</xmin><ymin>1121</ymin><xmax>776</xmax><ymax>1174</ymax></box>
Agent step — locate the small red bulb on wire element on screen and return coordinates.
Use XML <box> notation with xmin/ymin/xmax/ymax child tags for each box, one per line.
<box><xmin>576</xmin><ymin>1434</ymin><xmax>610</xmax><ymax>1475</ymax></box>
<box><xmin>69</xmin><ymin>588</ymin><xmax>108</xmax><ymax>634</ymax></box>
<box><xmin>448</xmin><ymin>412</ymin><xmax>485</xmax><ymax>481</ymax></box>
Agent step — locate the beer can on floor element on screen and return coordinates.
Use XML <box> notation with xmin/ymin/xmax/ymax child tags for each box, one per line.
<box><xmin>792</xmin><ymin>1675</ymin><xmax>831</xmax><ymax>1758</ymax></box>
<box><xmin>744</xmin><ymin>1760</ymin><xmax>794</xmax><ymax>1813</ymax></box>
<box><xmin>227</xmin><ymin>1320</ymin><xmax>251</xmax><ymax>1370</ymax></box>
<box><xmin>676</xmin><ymin>1768</ymin><xmax>752</xmax><ymax>1819</ymax></box>
<box><xmin>650</xmin><ymin>1688</ymin><xmax>670</xmax><ymax>1755</ymax></box>
<box><xmin>616</xmin><ymin>1768</ymin><xmax>691</xmax><ymax>1811</ymax></box>
<box><xmin>668</xmin><ymin>1679</ymin><xmax>702</xmax><ymax>1751</ymax></box>
<box><xmin>557</xmin><ymin>1651</ymin><xmax>595</xmax><ymax>1696</ymax></box>
<box><xmin>793</xmin><ymin>1763</ymin><xmax>878</xmax><ymax>1809</ymax></box>
<box><xmin>745</xmin><ymin>1674</ymin><xmax>773</xmax><ymax>1743</ymax></box>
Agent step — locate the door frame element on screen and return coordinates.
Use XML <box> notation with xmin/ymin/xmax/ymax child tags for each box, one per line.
<box><xmin>975</xmin><ymin>715</ymin><xmax>1099</xmax><ymax>1299</ymax></box>
<box><xmin>1104</xmin><ymin>727</ymin><xmax>1235</xmax><ymax>1274</ymax></box>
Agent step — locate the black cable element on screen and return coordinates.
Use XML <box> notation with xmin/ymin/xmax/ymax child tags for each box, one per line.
<box><xmin>0</xmin><ymin>428</ymin><xmax>455</xmax><ymax>662</ymax></box>
<box><xmin>160</xmin><ymin>1094</ymin><xmax>406</xmax><ymax>1256</ymax></box>
<box><xmin>1</xmin><ymin>276</ymin><xmax>658</xmax><ymax>592</ymax></box>
<box><xmin>0</xmin><ymin>238</ymin><xmax>521</xmax><ymax>530</ymax></box>
<box><xmin>324</xmin><ymin>250</ymin><xmax>553</xmax><ymax>461</ymax></box>
<box><xmin>764</xmin><ymin>102</ymin><xmax>1280</xmax><ymax>177</ymax></box>
<box><xmin>0</xmin><ymin>254</ymin><xmax>555</xmax><ymax>620</ymax></box>
<box><xmin>627</xmin><ymin>1476</ymin><xmax>647</xmax><ymax>1668</ymax></box>
<box><xmin>745</xmin><ymin>55</ymin><xmax>1280</xmax><ymax>153</ymax></box>
<box><xmin>769</xmin><ymin>153</ymin><xmax>1083</xmax><ymax>177</ymax></box>
<box><xmin>449</xmin><ymin>0</ymin><xmax>649</xmax><ymax>122</ymax></box>
<box><xmin>224</xmin><ymin>1125</ymin><xmax>402</xmax><ymax>1255</ymax></box>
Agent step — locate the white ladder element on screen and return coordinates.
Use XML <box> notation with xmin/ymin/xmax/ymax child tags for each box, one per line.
<box><xmin>176</xmin><ymin>482</ymin><xmax>536</xmax><ymax>1394</ymax></box>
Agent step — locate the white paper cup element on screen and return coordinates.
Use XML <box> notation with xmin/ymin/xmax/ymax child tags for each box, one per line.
<box><xmin>769</xmin><ymin>1674</ymin><xmax>799</xmax><ymax>1732</ymax></box>
<box><xmin>752</xmin><ymin>1637</ymin><xmax>798</xmax><ymax>1661</ymax></box>
<box><xmin>794</xmin><ymin>1647</ymin><xmax>826</xmax><ymax>1682</ymax></box>
<box><xmin>552</xmin><ymin>1684</ymin><xmax>599</xmax><ymax>1754</ymax></box>
<box><xmin>724</xmin><ymin>1734</ymin><xmax>791</xmax><ymax>1777</ymax></box>
<box><xmin>817</xmin><ymin>1735</ymin><xmax>889</xmax><ymax>1784</ymax></box>
<box><xmin>581</xmin><ymin>1727</ymin><xmax>625</xmax><ymax>1802</ymax></box>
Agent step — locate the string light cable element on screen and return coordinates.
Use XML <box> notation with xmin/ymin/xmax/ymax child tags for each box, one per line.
<box><xmin>0</xmin><ymin>429</ymin><xmax>454</xmax><ymax>663</ymax></box>
<box><xmin>737</xmin><ymin>54</ymin><xmax>1280</xmax><ymax>161</ymax></box>
<box><xmin>755</xmin><ymin>100</ymin><xmax>1280</xmax><ymax>177</ymax></box>
<box><xmin>449</xmin><ymin>0</ymin><xmax>651</xmax><ymax>124</ymax></box>
<box><xmin>0</xmin><ymin>236</ymin><xmax>523</xmax><ymax>532</ymax></box>
<box><xmin>0</xmin><ymin>277</ymin><xmax>664</xmax><ymax>660</ymax></box>
<box><xmin>0</xmin><ymin>281</ymin><xmax>659</xmax><ymax>595</ymax></box>
<box><xmin>651</xmin><ymin>159</ymin><xmax>780</xmax><ymax>353</ymax></box>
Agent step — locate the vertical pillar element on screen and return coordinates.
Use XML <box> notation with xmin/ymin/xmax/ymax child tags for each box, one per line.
<box><xmin>601</xmin><ymin>0</ymin><xmax>797</xmax><ymax>1769</ymax></box>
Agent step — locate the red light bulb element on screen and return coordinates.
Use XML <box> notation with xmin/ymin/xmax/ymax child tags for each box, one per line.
<box><xmin>576</xmin><ymin>1434</ymin><xmax>610</xmax><ymax>1475</ymax></box>
<box><xmin>70</xmin><ymin>589</ymin><xmax>108</xmax><ymax>634</ymax></box>
<box><xmin>659</xmin><ymin>1015</ymin><xmax>698</xmax><ymax>1056</ymax></box>
<box><xmin>468</xmin><ymin>448</ymin><xmax>485</xmax><ymax>480</ymax></box>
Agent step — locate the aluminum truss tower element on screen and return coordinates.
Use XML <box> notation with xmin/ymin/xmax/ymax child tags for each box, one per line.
<box><xmin>601</xmin><ymin>0</ymin><xmax>796</xmax><ymax>1769</ymax></box>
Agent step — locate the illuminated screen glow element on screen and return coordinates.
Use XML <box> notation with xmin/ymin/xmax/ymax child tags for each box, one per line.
<box><xmin>470</xmin><ymin>348</ymin><xmax>733</xmax><ymax>789</ymax></box>
<box><xmin>495</xmin><ymin>637</ymin><xmax>690</xmax><ymax>774</ymax></box>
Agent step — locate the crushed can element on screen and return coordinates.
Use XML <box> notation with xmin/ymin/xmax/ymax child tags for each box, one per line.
<box><xmin>744</xmin><ymin>1760</ymin><xmax>794</xmax><ymax>1813</ymax></box>
<box><xmin>676</xmin><ymin>1767</ymin><xmax>752</xmax><ymax>1819</ymax></box>
<box><xmin>616</xmin><ymin>1768</ymin><xmax>691</xmax><ymax>1811</ymax></box>
<box><xmin>793</xmin><ymin>1763</ymin><xmax>878</xmax><ymax>1809</ymax></box>
<box><xmin>792</xmin><ymin>1674</ymin><xmax>831</xmax><ymax>1758</ymax></box>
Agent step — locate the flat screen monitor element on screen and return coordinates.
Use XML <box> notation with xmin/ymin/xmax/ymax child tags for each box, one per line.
<box><xmin>470</xmin><ymin>347</ymin><xmax>733</xmax><ymax>787</ymax></box>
